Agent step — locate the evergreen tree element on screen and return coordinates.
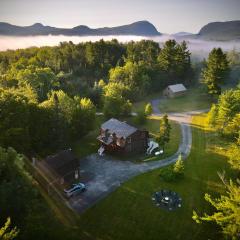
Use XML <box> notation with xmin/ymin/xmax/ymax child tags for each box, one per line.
<box><xmin>207</xmin><ymin>104</ymin><xmax>218</xmax><ymax>126</ymax></box>
<box><xmin>157</xmin><ymin>40</ymin><xmax>192</xmax><ymax>84</ymax></box>
<box><xmin>207</xmin><ymin>89</ymin><xmax>240</xmax><ymax>139</ymax></box>
<box><xmin>193</xmin><ymin>178</ymin><xmax>240</xmax><ymax>239</ymax></box>
<box><xmin>173</xmin><ymin>154</ymin><xmax>184</xmax><ymax>176</ymax></box>
<box><xmin>126</xmin><ymin>40</ymin><xmax>160</xmax><ymax>67</ymax></box>
<box><xmin>202</xmin><ymin>48</ymin><xmax>229</xmax><ymax>96</ymax></box>
<box><xmin>0</xmin><ymin>217</ymin><xmax>19</xmax><ymax>240</ymax></box>
<box><xmin>227</xmin><ymin>133</ymin><xmax>240</xmax><ymax>171</ymax></box>
<box><xmin>144</xmin><ymin>103</ymin><xmax>153</xmax><ymax>116</ymax></box>
<box><xmin>156</xmin><ymin>114</ymin><xmax>171</xmax><ymax>149</ymax></box>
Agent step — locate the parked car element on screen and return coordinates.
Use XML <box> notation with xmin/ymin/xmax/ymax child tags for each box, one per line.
<box><xmin>64</xmin><ymin>182</ymin><xmax>86</xmax><ymax>198</ymax></box>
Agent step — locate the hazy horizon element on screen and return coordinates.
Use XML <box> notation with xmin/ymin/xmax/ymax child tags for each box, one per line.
<box><xmin>1</xmin><ymin>35</ymin><xmax>240</xmax><ymax>61</ymax></box>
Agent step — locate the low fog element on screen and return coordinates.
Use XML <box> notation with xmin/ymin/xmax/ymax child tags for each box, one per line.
<box><xmin>0</xmin><ymin>35</ymin><xmax>240</xmax><ymax>61</ymax></box>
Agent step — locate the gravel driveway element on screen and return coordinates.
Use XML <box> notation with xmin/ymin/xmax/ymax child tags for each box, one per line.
<box><xmin>69</xmin><ymin>112</ymin><xmax>192</xmax><ymax>213</ymax></box>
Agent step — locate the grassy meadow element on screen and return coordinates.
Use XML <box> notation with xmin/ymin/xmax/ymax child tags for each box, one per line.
<box><xmin>76</xmin><ymin>114</ymin><xmax>234</xmax><ymax>240</ymax></box>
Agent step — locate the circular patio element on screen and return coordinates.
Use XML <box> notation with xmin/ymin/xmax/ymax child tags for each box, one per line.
<box><xmin>152</xmin><ymin>190</ymin><xmax>182</xmax><ymax>211</ymax></box>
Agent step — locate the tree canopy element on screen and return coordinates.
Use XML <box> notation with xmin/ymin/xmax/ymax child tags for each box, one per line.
<box><xmin>202</xmin><ymin>48</ymin><xmax>229</xmax><ymax>96</ymax></box>
<box><xmin>193</xmin><ymin>178</ymin><xmax>240</xmax><ymax>240</ymax></box>
<box><xmin>0</xmin><ymin>217</ymin><xmax>19</xmax><ymax>240</ymax></box>
<box><xmin>207</xmin><ymin>89</ymin><xmax>240</xmax><ymax>138</ymax></box>
<box><xmin>156</xmin><ymin>114</ymin><xmax>171</xmax><ymax>149</ymax></box>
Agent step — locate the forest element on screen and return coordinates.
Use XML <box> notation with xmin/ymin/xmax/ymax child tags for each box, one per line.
<box><xmin>0</xmin><ymin>39</ymin><xmax>194</xmax><ymax>155</ymax></box>
<box><xmin>0</xmin><ymin>39</ymin><xmax>240</xmax><ymax>239</ymax></box>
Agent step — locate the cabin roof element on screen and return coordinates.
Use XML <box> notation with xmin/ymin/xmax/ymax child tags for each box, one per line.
<box><xmin>167</xmin><ymin>84</ymin><xmax>187</xmax><ymax>93</ymax></box>
<box><xmin>101</xmin><ymin>118</ymin><xmax>137</xmax><ymax>138</ymax></box>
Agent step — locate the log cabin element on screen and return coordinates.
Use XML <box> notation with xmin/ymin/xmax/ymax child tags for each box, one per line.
<box><xmin>97</xmin><ymin>118</ymin><xmax>149</xmax><ymax>154</ymax></box>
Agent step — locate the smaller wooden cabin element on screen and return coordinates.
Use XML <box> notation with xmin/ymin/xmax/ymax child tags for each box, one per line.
<box><xmin>42</xmin><ymin>149</ymin><xmax>79</xmax><ymax>184</ymax></box>
<box><xmin>163</xmin><ymin>84</ymin><xmax>187</xmax><ymax>98</ymax></box>
<box><xmin>97</xmin><ymin>118</ymin><xmax>149</xmax><ymax>154</ymax></box>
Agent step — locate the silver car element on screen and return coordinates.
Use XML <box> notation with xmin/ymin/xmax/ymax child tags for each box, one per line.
<box><xmin>64</xmin><ymin>183</ymin><xmax>86</xmax><ymax>198</ymax></box>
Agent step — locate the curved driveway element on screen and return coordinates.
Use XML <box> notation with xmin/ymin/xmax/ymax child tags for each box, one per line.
<box><xmin>70</xmin><ymin>100</ymin><xmax>198</xmax><ymax>213</ymax></box>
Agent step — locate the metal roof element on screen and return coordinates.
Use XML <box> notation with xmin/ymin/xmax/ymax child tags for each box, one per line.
<box><xmin>168</xmin><ymin>84</ymin><xmax>187</xmax><ymax>93</ymax></box>
<box><xmin>101</xmin><ymin>118</ymin><xmax>137</xmax><ymax>138</ymax></box>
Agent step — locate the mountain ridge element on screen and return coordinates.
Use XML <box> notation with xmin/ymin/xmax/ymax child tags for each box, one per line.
<box><xmin>0</xmin><ymin>21</ymin><xmax>161</xmax><ymax>36</ymax></box>
<box><xmin>1</xmin><ymin>20</ymin><xmax>240</xmax><ymax>41</ymax></box>
<box><xmin>197</xmin><ymin>20</ymin><xmax>240</xmax><ymax>41</ymax></box>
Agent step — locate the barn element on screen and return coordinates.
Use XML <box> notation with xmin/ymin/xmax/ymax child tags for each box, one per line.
<box><xmin>97</xmin><ymin>118</ymin><xmax>149</xmax><ymax>155</ymax></box>
<box><xmin>163</xmin><ymin>84</ymin><xmax>187</xmax><ymax>98</ymax></box>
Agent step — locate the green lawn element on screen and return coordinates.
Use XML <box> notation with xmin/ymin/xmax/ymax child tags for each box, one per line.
<box><xmin>72</xmin><ymin>130</ymin><xmax>100</xmax><ymax>158</ymax></box>
<box><xmin>76</xmin><ymin>114</ymin><xmax>235</xmax><ymax>240</ymax></box>
<box><xmin>71</xmin><ymin>116</ymin><xmax>104</xmax><ymax>158</ymax></box>
<box><xmin>132</xmin><ymin>91</ymin><xmax>162</xmax><ymax>112</ymax></box>
<box><xmin>136</xmin><ymin>117</ymin><xmax>181</xmax><ymax>162</ymax></box>
<box><xmin>159</xmin><ymin>87</ymin><xmax>212</xmax><ymax>113</ymax></box>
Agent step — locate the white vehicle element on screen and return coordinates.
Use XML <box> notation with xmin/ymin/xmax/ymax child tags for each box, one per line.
<box><xmin>147</xmin><ymin>140</ymin><xmax>159</xmax><ymax>155</ymax></box>
<box><xmin>98</xmin><ymin>146</ymin><xmax>105</xmax><ymax>156</ymax></box>
<box><xmin>64</xmin><ymin>182</ymin><xmax>86</xmax><ymax>198</ymax></box>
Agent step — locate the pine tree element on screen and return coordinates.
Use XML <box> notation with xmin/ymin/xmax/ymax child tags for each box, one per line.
<box><xmin>173</xmin><ymin>154</ymin><xmax>184</xmax><ymax>176</ymax></box>
<box><xmin>156</xmin><ymin>114</ymin><xmax>171</xmax><ymax>149</ymax></box>
<box><xmin>227</xmin><ymin>133</ymin><xmax>240</xmax><ymax>171</ymax></box>
<box><xmin>144</xmin><ymin>103</ymin><xmax>153</xmax><ymax>116</ymax></box>
<box><xmin>202</xmin><ymin>48</ymin><xmax>229</xmax><ymax>96</ymax></box>
<box><xmin>207</xmin><ymin>104</ymin><xmax>218</xmax><ymax>126</ymax></box>
<box><xmin>193</xmin><ymin>178</ymin><xmax>240</xmax><ymax>239</ymax></box>
<box><xmin>0</xmin><ymin>217</ymin><xmax>19</xmax><ymax>240</ymax></box>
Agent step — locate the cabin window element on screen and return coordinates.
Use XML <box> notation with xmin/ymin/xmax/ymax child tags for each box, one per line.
<box><xmin>127</xmin><ymin>137</ymin><xmax>131</xmax><ymax>143</ymax></box>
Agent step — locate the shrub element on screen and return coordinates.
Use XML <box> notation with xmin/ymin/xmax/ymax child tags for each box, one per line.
<box><xmin>159</xmin><ymin>154</ymin><xmax>184</xmax><ymax>182</ymax></box>
<box><xmin>144</xmin><ymin>103</ymin><xmax>153</xmax><ymax>116</ymax></box>
<box><xmin>159</xmin><ymin>166</ymin><xmax>176</xmax><ymax>182</ymax></box>
<box><xmin>173</xmin><ymin>154</ymin><xmax>184</xmax><ymax>177</ymax></box>
<box><xmin>135</xmin><ymin>110</ymin><xmax>147</xmax><ymax>125</ymax></box>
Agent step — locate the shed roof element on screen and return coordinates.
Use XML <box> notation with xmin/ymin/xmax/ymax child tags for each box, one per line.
<box><xmin>168</xmin><ymin>84</ymin><xmax>187</xmax><ymax>93</ymax></box>
<box><xmin>101</xmin><ymin>118</ymin><xmax>137</xmax><ymax>138</ymax></box>
<box><xmin>44</xmin><ymin>149</ymin><xmax>78</xmax><ymax>177</ymax></box>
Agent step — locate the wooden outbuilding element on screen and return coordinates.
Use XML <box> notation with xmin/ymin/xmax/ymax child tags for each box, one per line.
<box><xmin>42</xmin><ymin>149</ymin><xmax>79</xmax><ymax>184</ymax></box>
<box><xmin>163</xmin><ymin>84</ymin><xmax>187</xmax><ymax>98</ymax></box>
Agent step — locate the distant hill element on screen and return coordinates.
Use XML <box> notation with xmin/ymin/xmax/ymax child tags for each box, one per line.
<box><xmin>0</xmin><ymin>21</ymin><xmax>161</xmax><ymax>36</ymax></box>
<box><xmin>197</xmin><ymin>20</ymin><xmax>240</xmax><ymax>41</ymax></box>
<box><xmin>172</xmin><ymin>32</ymin><xmax>193</xmax><ymax>37</ymax></box>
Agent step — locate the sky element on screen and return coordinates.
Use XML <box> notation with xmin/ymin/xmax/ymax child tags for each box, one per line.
<box><xmin>0</xmin><ymin>0</ymin><xmax>240</xmax><ymax>34</ymax></box>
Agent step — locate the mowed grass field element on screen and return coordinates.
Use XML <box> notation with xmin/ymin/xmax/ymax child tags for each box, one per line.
<box><xmin>136</xmin><ymin>117</ymin><xmax>181</xmax><ymax>162</ymax></box>
<box><xmin>76</xmin><ymin>114</ymin><xmax>234</xmax><ymax>240</ymax></box>
<box><xmin>132</xmin><ymin>91</ymin><xmax>162</xmax><ymax>112</ymax></box>
<box><xmin>159</xmin><ymin>87</ymin><xmax>212</xmax><ymax>113</ymax></box>
<box><xmin>72</xmin><ymin>116</ymin><xmax>104</xmax><ymax>158</ymax></box>
<box><xmin>132</xmin><ymin>86</ymin><xmax>212</xmax><ymax>114</ymax></box>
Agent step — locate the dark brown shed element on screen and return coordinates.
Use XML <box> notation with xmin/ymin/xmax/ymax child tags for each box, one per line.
<box><xmin>43</xmin><ymin>149</ymin><xmax>79</xmax><ymax>183</ymax></box>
